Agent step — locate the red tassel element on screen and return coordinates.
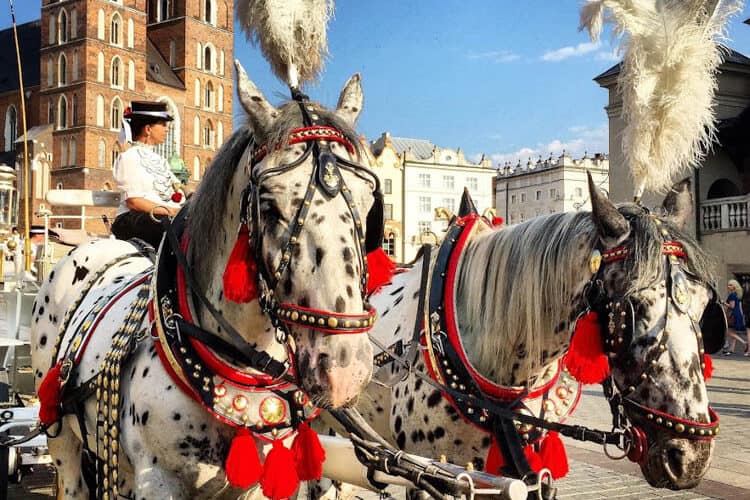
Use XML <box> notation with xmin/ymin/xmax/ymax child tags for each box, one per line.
<box><xmin>524</xmin><ymin>446</ymin><xmax>543</xmax><ymax>472</ymax></box>
<box><xmin>260</xmin><ymin>440</ymin><xmax>299</xmax><ymax>500</ymax></box>
<box><xmin>485</xmin><ymin>438</ymin><xmax>504</xmax><ymax>475</ymax></box>
<box><xmin>225</xmin><ymin>427</ymin><xmax>263</xmax><ymax>489</ymax></box>
<box><xmin>38</xmin><ymin>361</ymin><xmax>64</xmax><ymax>426</ymax></box>
<box><xmin>291</xmin><ymin>422</ymin><xmax>326</xmax><ymax>481</ymax></box>
<box><xmin>702</xmin><ymin>354</ymin><xmax>713</xmax><ymax>381</ymax></box>
<box><xmin>539</xmin><ymin>432</ymin><xmax>568</xmax><ymax>479</ymax></box>
<box><xmin>223</xmin><ymin>224</ymin><xmax>258</xmax><ymax>303</ymax></box>
<box><xmin>366</xmin><ymin>248</ymin><xmax>396</xmax><ymax>295</ymax></box>
<box><xmin>563</xmin><ymin>311</ymin><xmax>610</xmax><ymax>384</ymax></box>
<box><xmin>491</xmin><ymin>216</ymin><xmax>504</xmax><ymax>227</ymax></box>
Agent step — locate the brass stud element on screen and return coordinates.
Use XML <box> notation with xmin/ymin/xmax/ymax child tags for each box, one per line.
<box><xmin>675</xmin><ymin>423</ymin><xmax>685</xmax><ymax>433</ymax></box>
<box><xmin>318</xmin><ymin>318</ymin><xmax>325</xmax><ymax>326</ymax></box>
<box><xmin>656</xmin><ymin>417</ymin><xmax>663</xmax><ymax>424</ymax></box>
<box><xmin>328</xmin><ymin>317</ymin><xmax>338</xmax><ymax>328</ymax></box>
<box><xmin>301</xmin><ymin>314</ymin><xmax>308</xmax><ymax>322</ymax></box>
<box><xmin>291</xmin><ymin>311</ymin><xmax>299</xmax><ymax>321</ymax></box>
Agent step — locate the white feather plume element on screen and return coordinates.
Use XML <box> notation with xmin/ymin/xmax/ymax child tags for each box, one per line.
<box><xmin>236</xmin><ymin>0</ymin><xmax>334</xmax><ymax>87</ymax></box>
<box><xmin>580</xmin><ymin>0</ymin><xmax>743</xmax><ymax>193</ymax></box>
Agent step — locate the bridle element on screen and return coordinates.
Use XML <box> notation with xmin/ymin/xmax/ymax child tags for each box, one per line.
<box><xmin>239</xmin><ymin>95</ymin><xmax>384</xmax><ymax>338</ymax></box>
<box><xmin>583</xmin><ymin>224</ymin><xmax>723</xmax><ymax>461</ymax></box>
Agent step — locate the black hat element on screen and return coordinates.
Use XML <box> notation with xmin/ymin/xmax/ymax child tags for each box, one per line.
<box><xmin>124</xmin><ymin>101</ymin><xmax>174</xmax><ymax>122</ymax></box>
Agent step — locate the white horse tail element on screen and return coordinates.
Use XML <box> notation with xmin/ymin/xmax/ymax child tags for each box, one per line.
<box><xmin>236</xmin><ymin>0</ymin><xmax>335</xmax><ymax>88</ymax></box>
<box><xmin>579</xmin><ymin>0</ymin><xmax>743</xmax><ymax>194</ymax></box>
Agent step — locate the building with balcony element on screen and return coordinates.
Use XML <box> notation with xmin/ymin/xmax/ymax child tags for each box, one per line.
<box><xmin>494</xmin><ymin>152</ymin><xmax>609</xmax><ymax>225</ymax></box>
<box><xmin>595</xmin><ymin>29</ymin><xmax>750</xmax><ymax>310</ymax></box>
<box><xmin>370</xmin><ymin>132</ymin><xmax>496</xmax><ymax>262</ymax></box>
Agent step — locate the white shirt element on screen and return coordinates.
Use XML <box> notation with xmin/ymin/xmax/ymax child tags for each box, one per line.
<box><xmin>113</xmin><ymin>143</ymin><xmax>184</xmax><ymax>216</ymax></box>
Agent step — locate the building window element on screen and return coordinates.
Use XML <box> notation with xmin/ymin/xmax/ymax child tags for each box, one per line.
<box><xmin>71</xmin><ymin>94</ymin><xmax>78</xmax><ymax>126</ymax></box>
<box><xmin>58</xmin><ymin>53</ymin><xmax>67</xmax><ymax>86</ymax></box>
<box><xmin>128</xmin><ymin>60</ymin><xmax>135</xmax><ymax>90</ymax></box>
<box><xmin>466</xmin><ymin>177</ymin><xmax>478</xmax><ymax>192</ymax></box>
<box><xmin>111</xmin><ymin>150</ymin><xmax>119</xmax><ymax>169</ymax></box>
<box><xmin>535</xmin><ymin>190</ymin><xmax>542</xmax><ymax>201</ymax></box>
<box><xmin>111</xmin><ymin>97</ymin><xmax>122</xmax><ymax>130</ymax></box>
<box><xmin>155</xmin><ymin>99</ymin><xmax>180</xmax><ymax>161</ymax></box>
<box><xmin>204</xmin><ymin>81</ymin><xmax>214</xmax><ymax>109</ymax></box>
<box><xmin>96</xmin><ymin>95</ymin><xmax>104</xmax><ymax>127</ymax></box>
<box><xmin>204</xmin><ymin>45</ymin><xmax>214</xmax><ymax>73</ymax></box>
<box><xmin>574</xmin><ymin>187</ymin><xmax>583</xmax><ymax>197</ymax></box>
<box><xmin>61</xmin><ymin>139</ymin><xmax>68</xmax><ymax>166</ymax></box>
<box><xmin>127</xmin><ymin>19</ymin><xmax>134</xmax><ymax>48</ymax></box>
<box><xmin>205</xmin><ymin>0</ymin><xmax>215</xmax><ymax>25</ymax></box>
<box><xmin>97</xmin><ymin>52</ymin><xmax>105</xmax><ymax>82</ymax></box>
<box><xmin>443</xmin><ymin>175</ymin><xmax>454</xmax><ymax>191</ymax></box>
<box><xmin>69</xmin><ymin>138</ymin><xmax>76</xmax><ymax>166</ymax></box>
<box><xmin>384</xmin><ymin>178</ymin><xmax>392</xmax><ymax>195</ymax></box>
<box><xmin>47</xmin><ymin>57</ymin><xmax>53</xmax><ymax>87</ymax></box>
<box><xmin>49</xmin><ymin>15</ymin><xmax>56</xmax><ymax>44</ymax></box>
<box><xmin>196</xmin><ymin>42</ymin><xmax>202</xmax><ymax>69</ymax></box>
<box><xmin>58</xmin><ymin>9</ymin><xmax>68</xmax><ymax>43</ymax></box>
<box><xmin>520</xmin><ymin>192</ymin><xmax>526</xmax><ymax>203</ymax></box>
<box><xmin>194</xmin><ymin>79</ymin><xmax>201</xmax><ymax>106</ymax></box>
<box><xmin>510</xmin><ymin>194</ymin><xmax>516</xmax><ymax>204</ymax></box>
<box><xmin>383</xmin><ymin>203</ymin><xmax>393</xmax><ymax>220</ymax></box>
<box><xmin>203</xmin><ymin>120</ymin><xmax>214</xmax><ymax>148</ymax></box>
<box><xmin>418</xmin><ymin>221</ymin><xmax>431</xmax><ymax>234</ymax></box>
<box><xmin>441</xmin><ymin>197</ymin><xmax>455</xmax><ymax>213</ymax></box>
<box><xmin>72</xmin><ymin>50</ymin><xmax>79</xmax><ymax>81</ymax></box>
<box><xmin>48</xmin><ymin>99</ymin><xmax>54</xmax><ymax>125</ymax></box>
<box><xmin>57</xmin><ymin>95</ymin><xmax>67</xmax><ymax>129</ymax></box>
<box><xmin>418</xmin><ymin>173</ymin><xmax>431</xmax><ymax>188</ymax></box>
<box><xmin>4</xmin><ymin>106</ymin><xmax>17</xmax><ymax>152</ymax></box>
<box><xmin>98</xmin><ymin>139</ymin><xmax>106</xmax><ymax>168</ymax></box>
<box><xmin>111</xmin><ymin>57</ymin><xmax>122</xmax><ymax>87</ymax></box>
<box><xmin>71</xmin><ymin>8</ymin><xmax>78</xmax><ymax>39</ymax></box>
<box><xmin>110</xmin><ymin>13</ymin><xmax>122</xmax><ymax>46</ymax></box>
<box><xmin>418</xmin><ymin>196</ymin><xmax>431</xmax><ymax>213</ymax></box>
<box><xmin>97</xmin><ymin>9</ymin><xmax>105</xmax><ymax>40</ymax></box>
<box><xmin>383</xmin><ymin>232</ymin><xmax>396</xmax><ymax>256</ymax></box>
<box><xmin>549</xmin><ymin>188</ymin><xmax>556</xmax><ymax>199</ymax></box>
<box><xmin>158</xmin><ymin>0</ymin><xmax>171</xmax><ymax>22</ymax></box>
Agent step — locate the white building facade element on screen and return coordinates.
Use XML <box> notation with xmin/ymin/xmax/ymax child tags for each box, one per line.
<box><xmin>371</xmin><ymin>133</ymin><xmax>496</xmax><ymax>262</ymax></box>
<box><xmin>495</xmin><ymin>152</ymin><xmax>610</xmax><ymax>225</ymax></box>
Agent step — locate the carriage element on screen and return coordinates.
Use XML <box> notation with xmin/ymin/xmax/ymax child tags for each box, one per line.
<box><xmin>6</xmin><ymin>0</ymin><xmax>741</xmax><ymax>498</ymax></box>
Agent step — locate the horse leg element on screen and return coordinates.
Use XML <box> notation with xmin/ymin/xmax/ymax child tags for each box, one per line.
<box><xmin>132</xmin><ymin>463</ymin><xmax>188</xmax><ymax>500</ymax></box>
<box><xmin>48</xmin><ymin>417</ymin><xmax>88</xmax><ymax>499</ymax></box>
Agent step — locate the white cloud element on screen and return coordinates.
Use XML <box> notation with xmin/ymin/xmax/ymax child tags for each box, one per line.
<box><xmin>541</xmin><ymin>42</ymin><xmax>599</xmax><ymax>62</ymax></box>
<box><xmin>595</xmin><ymin>49</ymin><xmax>621</xmax><ymax>62</ymax></box>
<box><xmin>466</xmin><ymin>50</ymin><xmax>521</xmax><ymax>63</ymax></box>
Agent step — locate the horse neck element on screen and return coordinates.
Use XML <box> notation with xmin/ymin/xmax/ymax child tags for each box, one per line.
<box><xmin>454</xmin><ymin>218</ymin><xmax>596</xmax><ymax>387</ymax></box>
<box><xmin>191</xmin><ymin>167</ymin><xmax>286</xmax><ymax>359</ymax></box>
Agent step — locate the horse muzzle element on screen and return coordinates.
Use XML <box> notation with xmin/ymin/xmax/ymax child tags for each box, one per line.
<box><xmin>640</xmin><ymin>435</ymin><xmax>714</xmax><ymax>489</ymax></box>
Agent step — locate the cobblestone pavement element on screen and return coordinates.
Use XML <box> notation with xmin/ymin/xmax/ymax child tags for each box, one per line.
<box><xmin>3</xmin><ymin>284</ymin><xmax>748</xmax><ymax>499</ymax></box>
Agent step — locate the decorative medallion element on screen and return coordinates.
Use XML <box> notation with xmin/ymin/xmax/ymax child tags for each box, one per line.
<box><xmin>589</xmin><ymin>249</ymin><xmax>602</xmax><ymax>274</ymax></box>
<box><xmin>259</xmin><ymin>396</ymin><xmax>286</xmax><ymax>425</ymax></box>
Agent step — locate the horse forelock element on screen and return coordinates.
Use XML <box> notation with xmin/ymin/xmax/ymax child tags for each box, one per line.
<box><xmin>456</xmin><ymin>212</ymin><xmax>597</xmax><ymax>385</ymax></box>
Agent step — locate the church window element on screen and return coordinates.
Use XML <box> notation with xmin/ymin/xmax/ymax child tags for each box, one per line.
<box><xmin>72</xmin><ymin>50</ymin><xmax>79</xmax><ymax>81</ymax></box>
<box><xmin>98</xmin><ymin>139</ymin><xmax>106</xmax><ymax>168</ymax></box>
<box><xmin>111</xmin><ymin>57</ymin><xmax>122</xmax><ymax>87</ymax></box>
<box><xmin>71</xmin><ymin>9</ymin><xmax>77</xmax><ymax>38</ymax></box>
<box><xmin>205</xmin><ymin>0</ymin><xmax>215</xmax><ymax>25</ymax></box>
<box><xmin>4</xmin><ymin>106</ymin><xmax>17</xmax><ymax>152</ymax></box>
<box><xmin>158</xmin><ymin>0</ymin><xmax>171</xmax><ymax>22</ymax></box>
<box><xmin>49</xmin><ymin>15</ymin><xmax>56</xmax><ymax>44</ymax></box>
<box><xmin>57</xmin><ymin>95</ymin><xmax>68</xmax><ymax>130</ymax></box>
<box><xmin>58</xmin><ymin>53</ymin><xmax>67</xmax><ymax>86</ymax></box>
<box><xmin>111</xmin><ymin>97</ymin><xmax>123</xmax><ymax>130</ymax></box>
<box><xmin>204</xmin><ymin>45</ymin><xmax>213</xmax><ymax>73</ymax></box>
<box><xmin>69</xmin><ymin>138</ymin><xmax>77</xmax><ymax>166</ymax></box>
<box><xmin>111</xmin><ymin>13</ymin><xmax>122</xmax><ymax>46</ymax></box>
<box><xmin>204</xmin><ymin>81</ymin><xmax>214</xmax><ymax>109</ymax></box>
<box><xmin>47</xmin><ymin>57</ymin><xmax>54</xmax><ymax>87</ymax></box>
<box><xmin>96</xmin><ymin>95</ymin><xmax>105</xmax><ymax>127</ymax></box>
<box><xmin>194</xmin><ymin>80</ymin><xmax>201</xmax><ymax>107</ymax></box>
<box><xmin>58</xmin><ymin>9</ymin><xmax>68</xmax><ymax>43</ymax></box>
<box><xmin>72</xmin><ymin>94</ymin><xmax>78</xmax><ymax>126</ymax></box>
<box><xmin>97</xmin><ymin>52</ymin><xmax>105</xmax><ymax>82</ymax></box>
<box><xmin>203</xmin><ymin>120</ymin><xmax>214</xmax><ymax>148</ymax></box>
<box><xmin>127</xmin><ymin>19</ymin><xmax>134</xmax><ymax>48</ymax></box>
<box><xmin>61</xmin><ymin>138</ymin><xmax>68</xmax><ymax>166</ymax></box>
<box><xmin>97</xmin><ymin>9</ymin><xmax>105</xmax><ymax>40</ymax></box>
<box><xmin>128</xmin><ymin>60</ymin><xmax>135</xmax><ymax>90</ymax></box>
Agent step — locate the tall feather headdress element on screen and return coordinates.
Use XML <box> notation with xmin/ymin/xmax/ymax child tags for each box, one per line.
<box><xmin>236</xmin><ymin>0</ymin><xmax>335</xmax><ymax>89</ymax></box>
<box><xmin>580</xmin><ymin>0</ymin><xmax>743</xmax><ymax>195</ymax></box>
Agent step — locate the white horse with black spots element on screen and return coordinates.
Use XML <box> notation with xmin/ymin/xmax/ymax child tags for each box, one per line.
<box><xmin>31</xmin><ymin>61</ymin><xmax>382</xmax><ymax>499</ymax></box>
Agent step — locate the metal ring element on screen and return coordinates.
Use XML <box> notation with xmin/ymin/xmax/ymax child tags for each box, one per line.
<box><xmin>603</xmin><ymin>430</ymin><xmax>629</xmax><ymax>460</ymax></box>
<box><xmin>149</xmin><ymin>205</ymin><xmax>171</xmax><ymax>223</ymax></box>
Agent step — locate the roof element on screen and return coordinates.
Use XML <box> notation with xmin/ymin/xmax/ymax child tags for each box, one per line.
<box><xmin>15</xmin><ymin>125</ymin><xmax>52</xmax><ymax>144</ymax></box>
<box><xmin>146</xmin><ymin>40</ymin><xmax>184</xmax><ymax>89</ymax></box>
<box><xmin>386</xmin><ymin>137</ymin><xmax>436</xmax><ymax>160</ymax></box>
<box><xmin>0</xmin><ymin>21</ymin><xmax>41</xmax><ymax>93</ymax></box>
<box><xmin>594</xmin><ymin>46</ymin><xmax>750</xmax><ymax>82</ymax></box>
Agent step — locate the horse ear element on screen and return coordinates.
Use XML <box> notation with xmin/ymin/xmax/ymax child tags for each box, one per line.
<box><xmin>661</xmin><ymin>177</ymin><xmax>693</xmax><ymax>230</ymax></box>
<box><xmin>235</xmin><ymin>60</ymin><xmax>279</xmax><ymax>137</ymax></box>
<box><xmin>335</xmin><ymin>73</ymin><xmax>364</xmax><ymax>126</ymax></box>
<box><xmin>588</xmin><ymin>172</ymin><xmax>630</xmax><ymax>246</ymax></box>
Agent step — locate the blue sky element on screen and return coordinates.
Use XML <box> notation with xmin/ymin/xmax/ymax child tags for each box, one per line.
<box><xmin>4</xmin><ymin>1</ymin><xmax>750</xmax><ymax>167</ymax></box>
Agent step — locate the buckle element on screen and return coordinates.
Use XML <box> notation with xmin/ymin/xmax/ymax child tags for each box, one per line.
<box><xmin>59</xmin><ymin>359</ymin><xmax>74</xmax><ymax>384</ymax></box>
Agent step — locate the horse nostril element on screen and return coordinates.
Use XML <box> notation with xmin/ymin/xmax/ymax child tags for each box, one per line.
<box><xmin>666</xmin><ymin>446</ymin><xmax>686</xmax><ymax>479</ymax></box>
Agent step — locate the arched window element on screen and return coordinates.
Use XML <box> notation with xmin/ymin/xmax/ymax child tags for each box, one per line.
<box><xmin>96</xmin><ymin>95</ymin><xmax>105</xmax><ymax>127</ymax></box>
<box><xmin>218</xmin><ymin>84</ymin><xmax>224</xmax><ymax>112</ymax></box>
<box><xmin>205</xmin><ymin>0</ymin><xmax>215</xmax><ymax>25</ymax></box>
<box><xmin>4</xmin><ymin>106</ymin><xmax>17</xmax><ymax>152</ymax></box>
<box><xmin>158</xmin><ymin>0</ymin><xmax>171</xmax><ymax>22</ymax></box>
<box><xmin>58</xmin><ymin>9</ymin><xmax>68</xmax><ymax>43</ymax></box>
<box><xmin>111</xmin><ymin>97</ymin><xmax>123</xmax><ymax>130</ymax></box>
<box><xmin>169</xmin><ymin>40</ymin><xmax>176</xmax><ymax>66</ymax></box>
<box><xmin>71</xmin><ymin>94</ymin><xmax>78</xmax><ymax>126</ymax></box>
<box><xmin>111</xmin><ymin>56</ymin><xmax>122</xmax><ymax>87</ymax></box>
<box><xmin>61</xmin><ymin>138</ymin><xmax>68</xmax><ymax>166</ymax></box>
<box><xmin>194</xmin><ymin>79</ymin><xmax>201</xmax><ymax>106</ymax></box>
<box><xmin>111</xmin><ymin>150</ymin><xmax>119</xmax><ymax>169</ymax></box>
<box><xmin>72</xmin><ymin>49</ymin><xmax>79</xmax><ymax>81</ymax></box>
<box><xmin>57</xmin><ymin>95</ymin><xmax>68</xmax><ymax>129</ymax></box>
<box><xmin>193</xmin><ymin>156</ymin><xmax>200</xmax><ymax>181</ymax></box>
<box><xmin>203</xmin><ymin>44</ymin><xmax>213</xmax><ymax>73</ymax></box>
<box><xmin>196</xmin><ymin>42</ymin><xmax>202</xmax><ymax>69</ymax></box>
<box><xmin>48</xmin><ymin>99</ymin><xmax>55</xmax><ymax>125</ymax></box>
<box><xmin>97</xmin><ymin>51</ymin><xmax>104</xmax><ymax>82</ymax></box>
<box><xmin>111</xmin><ymin>13</ymin><xmax>122</xmax><ymax>46</ymax></box>
<box><xmin>155</xmin><ymin>97</ymin><xmax>180</xmax><ymax>161</ymax></box>
<box><xmin>48</xmin><ymin>15</ymin><xmax>56</xmax><ymax>45</ymax></box>
<box><xmin>47</xmin><ymin>57</ymin><xmax>54</xmax><ymax>86</ymax></box>
<box><xmin>58</xmin><ymin>53</ymin><xmax>67</xmax><ymax>86</ymax></box>
<box><xmin>193</xmin><ymin>116</ymin><xmax>200</xmax><ymax>145</ymax></box>
<box><xmin>128</xmin><ymin>60</ymin><xmax>135</xmax><ymax>90</ymax></box>
<box><xmin>69</xmin><ymin>138</ymin><xmax>76</xmax><ymax>166</ymax></box>
<box><xmin>204</xmin><ymin>81</ymin><xmax>214</xmax><ymax>109</ymax></box>
<box><xmin>97</xmin><ymin>9</ymin><xmax>105</xmax><ymax>40</ymax></box>
<box><xmin>70</xmin><ymin>8</ymin><xmax>77</xmax><ymax>38</ymax></box>
<box><xmin>127</xmin><ymin>19</ymin><xmax>134</xmax><ymax>48</ymax></box>
<box><xmin>98</xmin><ymin>139</ymin><xmax>106</xmax><ymax>168</ymax></box>
<box><xmin>203</xmin><ymin>120</ymin><xmax>214</xmax><ymax>148</ymax></box>
<box><xmin>217</xmin><ymin>121</ymin><xmax>223</xmax><ymax>148</ymax></box>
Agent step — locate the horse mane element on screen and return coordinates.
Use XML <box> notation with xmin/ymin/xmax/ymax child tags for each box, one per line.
<box><xmin>456</xmin><ymin>205</ymin><xmax>715</xmax><ymax>385</ymax></box>
<box><xmin>186</xmin><ymin>100</ymin><xmax>365</xmax><ymax>283</ymax></box>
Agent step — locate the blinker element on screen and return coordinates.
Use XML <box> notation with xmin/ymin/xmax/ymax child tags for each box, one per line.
<box><xmin>316</xmin><ymin>148</ymin><xmax>342</xmax><ymax>197</ymax></box>
<box><xmin>669</xmin><ymin>267</ymin><xmax>691</xmax><ymax>313</ymax></box>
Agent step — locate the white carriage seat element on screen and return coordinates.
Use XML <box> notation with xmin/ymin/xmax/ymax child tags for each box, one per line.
<box><xmin>44</xmin><ymin>189</ymin><xmax>121</xmax><ymax>245</ymax></box>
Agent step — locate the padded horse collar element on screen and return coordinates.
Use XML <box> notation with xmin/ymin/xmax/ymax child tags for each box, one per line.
<box><xmin>238</xmin><ymin>95</ymin><xmax>383</xmax><ymax>337</ymax></box>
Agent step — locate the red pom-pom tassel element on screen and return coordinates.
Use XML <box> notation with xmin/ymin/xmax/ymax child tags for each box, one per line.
<box><xmin>563</xmin><ymin>311</ymin><xmax>610</xmax><ymax>384</ymax></box>
<box><xmin>38</xmin><ymin>361</ymin><xmax>64</xmax><ymax>426</ymax></box>
<box><xmin>485</xmin><ymin>438</ymin><xmax>504</xmax><ymax>475</ymax></box>
<box><xmin>223</xmin><ymin>223</ymin><xmax>258</xmax><ymax>304</ymax></box>
<box><xmin>702</xmin><ymin>354</ymin><xmax>713</xmax><ymax>381</ymax></box>
<box><xmin>539</xmin><ymin>432</ymin><xmax>568</xmax><ymax>479</ymax></box>
<box><xmin>291</xmin><ymin>422</ymin><xmax>326</xmax><ymax>481</ymax></box>
<box><xmin>366</xmin><ymin>248</ymin><xmax>396</xmax><ymax>295</ymax></box>
<box><xmin>491</xmin><ymin>216</ymin><xmax>504</xmax><ymax>227</ymax></box>
<box><xmin>225</xmin><ymin>427</ymin><xmax>263</xmax><ymax>488</ymax></box>
<box><xmin>261</xmin><ymin>440</ymin><xmax>299</xmax><ymax>500</ymax></box>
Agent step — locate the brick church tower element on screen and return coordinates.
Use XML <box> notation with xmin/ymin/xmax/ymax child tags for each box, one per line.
<box><xmin>34</xmin><ymin>0</ymin><xmax>234</xmax><ymax>229</ymax></box>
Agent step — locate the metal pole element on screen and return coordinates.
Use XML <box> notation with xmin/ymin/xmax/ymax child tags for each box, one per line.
<box><xmin>9</xmin><ymin>0</ymin><xmax>32</xmax><ymax>273</ymax></box>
